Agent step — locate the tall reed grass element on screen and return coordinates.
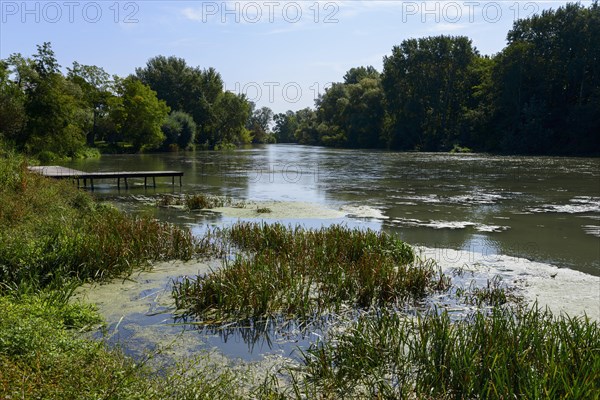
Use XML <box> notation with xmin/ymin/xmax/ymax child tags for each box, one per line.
<box><xmin>173</xmin><ymin>222</ymin><xmax>449</xmax><ymax>321</ymax></box>
<box><xmin>0</xmin><ymin>149</ymin><xmax>199</xmax><ymax>292</ymax></box>
<box><xmin>263</xmin><ymin>305</ymin><xmax>600</xmax><ymax>399</ymax></box>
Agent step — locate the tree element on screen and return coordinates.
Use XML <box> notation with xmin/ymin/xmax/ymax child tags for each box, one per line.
<box><xmin>314</xmin><ymin>67</ymin><xmax>385</xmax><ymax>148</ymax></box>
<box><xmin>247</xmin><ymin>104</ymin><xmax>274</xmax><ymax>143</ymax></box>
<box><xmin>136</xmin><ymin>56</ymin><xmax>225</xmax><ymax>147</ymax></box>
<box><xmin>314</xmin><ymin>83</ymin><xmax>348</xmax><ymax>146</ymax></box>
<box><xmin>294</xmin><ymin>108</ymin><xmax>319</xmax><ymax>145</ymax></box>
<box><xmin>211</xmin><ymin>92</ymin><xmax>252</xmax><ymax>146</ymax></box>
<box><xmin>382</xmin><ymin>36</ymin><xmax>478</xmax><ymax>151</ymax></box>
<box><xmin>109</xmin><ymin>77</ymin><xmax>170</xmax><ymax>151</ymax></box>
<box><xmin>7</xmin><ymin>43</ymin><xmax>88</xmax><ymax>158</ymax></box>
<box><xmin>24</xmin><ymin>74</ymin><xmax>87</xmax><ymax>157</ymax></box>
<box><xmin>32</xmin><ymin>42</ymin><xmax>60</xmax><ymax>78</ymax></box>
<box><xmin>0</xmin><ymin>60</ymin><xmax>27</xmax><ymax>142</ymax></box>
<box><xmin>343</xmin><ymin>66</ymin><xmax>379</xmax><ymax>84</ymax></box>
<box><xmin>489</xmin><ymin>2</ymin><xmax>600</xmax><ymax>154</ymax></box>
<box><xmin>273</xmin><ymin>111</ymin><xmax>299</xmax><ymax>143</ymax></box>
<box><xmin>67</xmin><ymin>62</ymin><xmax>113</xmax><ymax>146</ymax></box>
<box><xmin>136</xmin><ymin>56</ymin><xmax>191</xmax><ymax>111</ymax></box>
<box><xmin>161</xmin><ymin>111</ymin><xmax>197</xmax><ymax>150</ymax></box>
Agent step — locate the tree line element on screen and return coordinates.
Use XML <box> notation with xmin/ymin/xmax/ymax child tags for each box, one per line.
<box><xmin>273</xmin><ymin>2</ymin><xmax>600</xmax><ymax>155</ymax></box>
<box><xmin>1</xmin><ymin>2</ymin><xmax>598</xmax><ymax>158</ymax></box>
<box><xmin>0</xmin><ymin>45</ymin><xmax>275</xmax><ymax>160</ymax></box>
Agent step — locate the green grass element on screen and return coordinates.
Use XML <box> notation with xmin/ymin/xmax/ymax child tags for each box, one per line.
<box><xmin>0</xmin><ymin>146</ymin><xmax>244</xmax><ymax>398</ymax></box>
<box><xmin>0</xmin><ymin>149</ymin><xmax>198</xmax><ymax>292</ymax></box>
<box><xmin>0</xmin><ymin>294</ymin><xmax>248</xmax><ymax>399</ymax></box>
<box><xmin>0</xmin><ymin>294</ymin><xmax>149</xmax><ymax>399</ymax></box>
<box><xmin>262</xmin><ymin>305</ymin><xmax>600</xmax><ymax>399</ymax></box>
<box><xmin>173</xmin><ymin>222</ymin><xmax>449</xmax><ymax>322</ymax></box>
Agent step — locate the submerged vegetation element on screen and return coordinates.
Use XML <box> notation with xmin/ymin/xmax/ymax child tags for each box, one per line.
<box><xmin>185</xmin><ymin>193</ymin><xmax>239</xmax><ymax>210</ymax></box>
<box><xmin>156</xmin><ymin>193</ymin><xmax>242</xmax><ymax>211</ymax></box>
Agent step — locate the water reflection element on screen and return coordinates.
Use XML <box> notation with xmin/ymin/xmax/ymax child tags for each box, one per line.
<box><xmin>175</xmin><ymin>315</ymin><xmax>335</xmax><ymax>361</ymax></box>
<box><xmin>66</xmin><ymin>145</ymin><xmax>600</xmax><ymax>275</ymax></box>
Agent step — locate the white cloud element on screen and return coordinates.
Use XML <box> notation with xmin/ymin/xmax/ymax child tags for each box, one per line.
<box><xmin>428</xmin><ymin>22</ymin><xmax>468</xmax><ymax>32</ymax></box>
<box><xmin>181</xmin><ymin>7</ymin><xmax>203</xmax><ymax>22</ymax></box>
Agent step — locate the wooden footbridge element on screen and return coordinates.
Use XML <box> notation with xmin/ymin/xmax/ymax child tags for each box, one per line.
<box><xmin>29</xmin><ymin>166</ymin><xmax>183</xmax><ymax>190</ymax></box>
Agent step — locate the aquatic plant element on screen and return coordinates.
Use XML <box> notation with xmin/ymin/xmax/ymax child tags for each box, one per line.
<box><xmin>173</xmin><ymin>222</ymin><xmax>448</xmax><ymax>321</ymax></box>
<box><xmin>156</xmin><ymin>194</ymin><xmax>185</xmax><ymax>207</ymax></box>
<box><xmin>455</xmin><ymin>275</ymin><xmax>520</xmax><ymax>307</ymax></box>
<box><xmin>264</xmin><ymin>304</ymin><xmax>600</xmax><ymax>399</ymax></box>
<box><xmin>185</xmin><ymin>193</ymin><xmax>241</xmax><ymax>210</ymax></box>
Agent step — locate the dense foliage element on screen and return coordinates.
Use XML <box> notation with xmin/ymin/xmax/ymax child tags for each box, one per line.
<box><xmin>1</xmin><ymin>3</ymin><xmax>598</xmax><ymax>158</ymax></box>
<box><xmin>0</xmin><ymin>46</ymin><xmax>272</xmax><ymax>159</ymax></box>
<box><xmin>273</xmin><ymin>3</ymin><xmax>600</xmax><ymax>155</ymax></box>
<box><xmin>136</xmin><ymin>56</ymin><xmax>267</xmax><ymax>149</ymax></box>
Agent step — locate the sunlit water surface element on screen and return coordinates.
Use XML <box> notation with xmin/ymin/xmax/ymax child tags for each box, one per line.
<box><xmin>69</xmin><ymin>145</ymin><xmax>600</xmax><ymax>362</ymax></box>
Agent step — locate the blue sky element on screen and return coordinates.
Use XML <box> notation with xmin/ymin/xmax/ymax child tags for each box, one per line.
<box><xmin>0</xmin><ymin>1</ymin><xmax>583</xmax><ymax>113</ymax></box>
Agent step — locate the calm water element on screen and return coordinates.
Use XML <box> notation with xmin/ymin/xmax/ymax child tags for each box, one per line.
<box><xmin>69</xmin><ymin>145</ymin><xmax>600</xmax><ymax>362</ymax></box>
<box><xmin>67</xmin><ymin>144</ymin><xmax>600</xmax><ymax>276</ymax></box>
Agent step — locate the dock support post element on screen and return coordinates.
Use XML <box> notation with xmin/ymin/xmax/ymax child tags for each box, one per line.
<box><xmin>90</xmin><ymin>178</ymin><xmax>94</xmax><ymax>191</ymax></box>
<box><xmin>117</xmin><ymin>178</ymin><xmax>120</xmax><ymax>190</ymax></box>
<box><xmin>179</xmin><ymin>176</ymin><xmax>182</xmax><ymax>186</ymax></box>
<box><xmin>125</xmin><ymin>178</ymin><xmax>128</xmax><ymax>189</ymax></box>
<box><xmin>144</xmin><ymin>177</ymin><xmax>147</xmax><ymax>188</ymax></box>
<box><xmin>83</xmin><ymin>178</ymin><xmax>87</xmax><ymax>187</ymax></box>
<box><xmin>153</xmin><ymin>177</ymin><xmax>156</xmax><ymax>187</ymax></box>
<box><xmin>172</xmin><ymin>176</ymin><xmax>175</xmax><ymax>186</ymax></box>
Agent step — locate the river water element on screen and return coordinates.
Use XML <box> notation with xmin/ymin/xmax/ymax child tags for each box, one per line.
<box><xmin>69</xmin><ymin>145</ymin><xmax>599</xmax><ymax>362</ymax></box>
<box><xmin>68</xmin><ymin>144</ymin><xmax>599</xmax><ymax>275</ymax></box>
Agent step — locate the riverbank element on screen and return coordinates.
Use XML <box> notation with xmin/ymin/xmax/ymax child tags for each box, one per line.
<box><xmin>0</xmin><ymin>149</ymin><xmax>240</xmax><ymax>398</ymax></box>
<box><xmin>1</xmin><ymin>147</ymin><xmax>598</xmax><ymax>398</ymax></box>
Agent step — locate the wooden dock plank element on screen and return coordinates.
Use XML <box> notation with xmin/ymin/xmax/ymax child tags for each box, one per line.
<box><xmin>28</xmin><ymin>166</ymin><xmax>183</xmax><ymax>189</ymax></box>
<box><xmin>28</xmin><ymin>166</ymin><xmax>86</xmax><ymax>177</ymax></box>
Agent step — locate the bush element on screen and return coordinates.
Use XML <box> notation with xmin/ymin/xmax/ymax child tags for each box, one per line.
<box><xmin>161</xmin><ymin>111</ymin><xmax>196</xmax><ymax>151</ymax></box>
<box><xmin>0</xmin><ymin>152</ymin><xmax>197</xmax><ymax>291</ymax></box>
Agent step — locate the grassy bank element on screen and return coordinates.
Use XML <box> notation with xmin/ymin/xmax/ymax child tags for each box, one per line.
<box><xmin>0</xmin><ymin>294</ymin><xmax>254</xmax><ymax>399</ymax></box>
<box><xmin>262</xmin><ymin>306</ymin><xmax>600</xmax><ymax>399</ymax></box>
<box><xmin>173</xmin><ymin>222</ymin><xmax>448</xmax><ymax>321</ymax></box>
<box><xmin>0</xmin><ymin>150</ymin><xmax>197</xmax><ymax>292</ymax></box>
<box><xmin>0</xmin><ymin>148</ymin><xmax>241</xmax><ymax>398</ymax></box>
<box><xmin>2</xmin><ymin>146</ymin><xmax>598</xmax><ymax>399</ymax></box>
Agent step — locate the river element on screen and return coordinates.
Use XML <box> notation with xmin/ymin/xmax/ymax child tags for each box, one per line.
<box><xmin>67</xmin><ymin>144</ymin><xmax>599</xmax><ymax>275</ymax></box>
<box><xmin>69</xmin><ymin>145</ymin><xmax>600</xmax><ymax>363</ymax></box>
